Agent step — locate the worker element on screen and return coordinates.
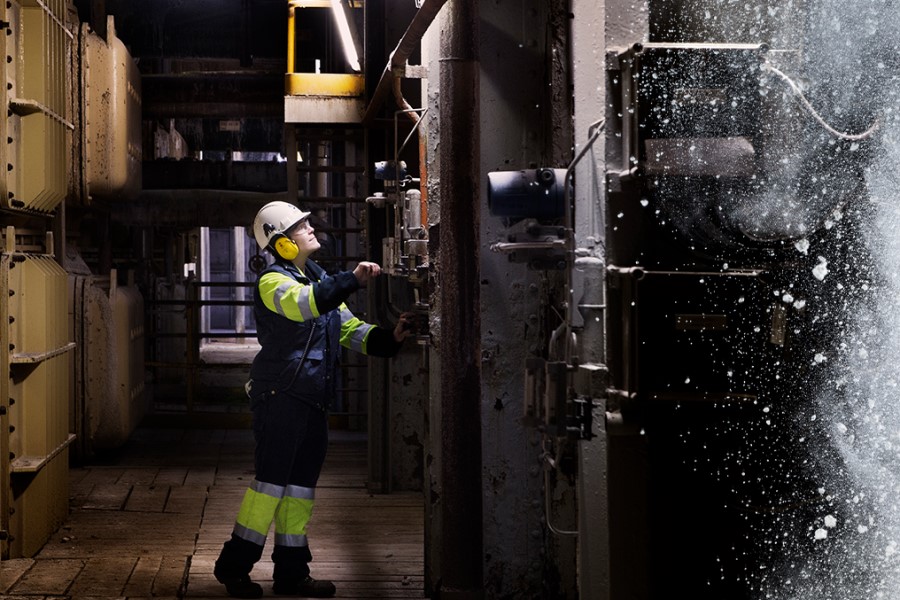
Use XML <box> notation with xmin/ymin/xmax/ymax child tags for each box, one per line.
<box><xmin>213</xmin><ymin>201</ymin><xmax>412</xmax><ymax>598</ymax></box>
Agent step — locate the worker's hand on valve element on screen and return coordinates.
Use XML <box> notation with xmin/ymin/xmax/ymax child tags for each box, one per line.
<box><xmin>353</xmin><ymin>261</ymin><xmax>382</xmax><ymax>286</ymax></box>
<box><xmin>393</xmin><ymin>312</ymin><xmax>416</xmax><ymax>343</ymax></box>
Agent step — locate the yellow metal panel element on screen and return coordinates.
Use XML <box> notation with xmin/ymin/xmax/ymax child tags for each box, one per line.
<box><xmin>8</xmin><ymin>255</ymin><xmax>67</xmax><ymax>356</ymax></box>
<box><xmin>110</xmin><ymin>282</ymin><xmax>147</xmax><ymax>445</ymax></box>
<box><xmin>285</xmin><ymin>72</ymin><xmax>365</xmax><ymax>97</ymax></box>
<box><xmin>290</xmin><ymin>0</ymin><xmax>331</xmax><ymax>8</ymax></box>
<box><xmin>1</xmin><ymin>259</ymin><xmax>10</xmax><ymax>559</ymax></box>
<box><xmin>9</xmin><ymin>356</ymin><xmax>71</xmax><ymax>461</ymax></box>
<box><xmin>80</xmin><ymin>277</ymin><xmax>146</xmax><ymax>451</ymax></box>
<box><xmin>1</xmin><ymin>231</ymin><xmax>73</xmax><ymax>558</ymax></box>
<box><xmin>82</xmin><ymin>19</ymin><xmax>143</xmax><ymax>202</ymax></box>
<box><xmin>3</xmin><ymin>0</ymin><xmax>71</xmax><ymax>214</ymax></box>
<box><xmin>9</xmin><ymin>447</ymin><xmax>69</xmax><ymax>558</ymax></box>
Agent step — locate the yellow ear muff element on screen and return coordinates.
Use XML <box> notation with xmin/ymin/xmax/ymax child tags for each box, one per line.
<box><xmin>273</xmin><ymin>234</ymin><xmax>299</xmax><ymax>260</ymax></box>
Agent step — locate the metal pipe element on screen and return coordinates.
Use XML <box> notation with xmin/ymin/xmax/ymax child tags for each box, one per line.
<box><xmin>542</xmin><ymin>442</ymin><xmax>579</xmax><ymax>536</ymax></box>
<box><xmin>362</xmin><ymin>0</ymin><xmax>450</xmax><ymax>124</ymax></box>
<box><xmin>490</xmin><ymin>239</ymin><xmax>566</xmax><ymax>253</ymax></box>
<box><xmin>564</xmin><ymin>119</ymin><xmax>605</xmax><ymax>361</ymax></box>
<box><xmin>390</xmin><ymin>69</ymin><xmax>431</xmax><ymax>231</ymax></box>
<box><xmin>287</xmin><ymin>4</ymin><xmax>296</xmax><ymax>75</ymax></box>
<box><xmin>438</xmin><ymin>0</ymin><xmax>482</xmax><ymax>595</ymax></box>
<box><xmin>394</xmin><ymin>106</ymin><xmax>427</xmax><ymax>275</ymax></box>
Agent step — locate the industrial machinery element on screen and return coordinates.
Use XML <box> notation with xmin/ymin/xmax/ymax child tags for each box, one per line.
<box><xmin>0</xmin><ymin>3</ymin><xmax>143</xmax><ymax>558</ymax></box>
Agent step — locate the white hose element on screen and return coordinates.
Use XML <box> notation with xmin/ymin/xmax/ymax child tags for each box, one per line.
<box><xmin>763</xmin><ymin>63</ymin><xmax>881</xmax><ymax>141</ymax></box>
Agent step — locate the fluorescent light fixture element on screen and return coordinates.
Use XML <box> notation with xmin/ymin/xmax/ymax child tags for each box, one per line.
<box><xmin>330</xmin><ymin>0</ymin><xmax>361</xmax><ymax>72</ymax></box>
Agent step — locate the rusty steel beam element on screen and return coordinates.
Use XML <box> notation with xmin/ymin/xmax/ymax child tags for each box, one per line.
<box><xmin>362</xmin><ymin>0</ymin><xmax>449</xmax><ymax>125</ymax></box>
<box><xmin>142</xmin><ymin>73</ymin><xmax>284</xmax><ymax>119</ymax></box>
<box><xmin>438</xmin><ymin>0</ymin><xmax>483</xmax><ymax>597</ymax></box>
<box><xmin>143</xmin><ymin>161</ymin><xmax>288</xmax><ymax>192</ymax></box>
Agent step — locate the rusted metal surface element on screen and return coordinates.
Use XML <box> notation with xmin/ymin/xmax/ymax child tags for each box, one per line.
<box><xmin>362</xmin><ymin>0</ymin><xmax>450</xmax><ymax>125</ymax></box>
<box><xmin>437</xmin><ymin>0</ymin><xmax>483</xmax><ymax>596</ymax></box>
<box><xmin>141</xmin><ymin>73</ymin><xmax>284</xmax><ymax>119</ymax></box>
<box><xmin>284</xmin><ymin>95</ymin><xmax>366</xmax><ymax>124</ymax></box>
<box><xmin>81</xmin><ymin>19</ymin><xmax>142</xmax><ymax>202</ymax></box>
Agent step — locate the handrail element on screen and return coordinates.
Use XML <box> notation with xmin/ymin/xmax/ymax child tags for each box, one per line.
<box><xmin>145</xmin><ymin>279</ymin><xmax>369</xmax><ymax>417</ymax></box>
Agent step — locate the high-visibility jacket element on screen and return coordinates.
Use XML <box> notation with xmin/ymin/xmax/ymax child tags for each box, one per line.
<box><xmin>248</xmin><ymin>258</ymin><xmax>398</xmax><ymax>410</ymax></box>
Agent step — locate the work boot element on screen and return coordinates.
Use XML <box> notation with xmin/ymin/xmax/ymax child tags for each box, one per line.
<box><xmin>214</xmin><ymin>573</ymin><xmax>264</xmax><ymax>599</ymax></box>
<box><xmin>215</xmin><ymin>534</ymin><xmax>265</xmax><ymax>599</ymax></box>
<box><xmin>272</xmin><ymin>575</ymin><xmax>336</xmax><ymax>597</ymax></box>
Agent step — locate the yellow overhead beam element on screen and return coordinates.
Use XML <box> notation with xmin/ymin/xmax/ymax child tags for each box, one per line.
<box><xmin>285</xmin><ymin>73</ymin><xmax>364</xmax><ymax>97</ymax></box>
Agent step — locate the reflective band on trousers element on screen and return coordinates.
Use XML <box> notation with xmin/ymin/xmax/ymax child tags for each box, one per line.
<box><xmin>233</xmin><ymin>480</ymin><xmax>316</xmax><ymax>547</ymax></box>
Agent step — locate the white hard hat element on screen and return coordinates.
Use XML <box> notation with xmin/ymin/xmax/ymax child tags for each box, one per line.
<box><xmin>252</xmin><ymin>201</ymin><xmax>311</xmax><ymax>251</ymax></box>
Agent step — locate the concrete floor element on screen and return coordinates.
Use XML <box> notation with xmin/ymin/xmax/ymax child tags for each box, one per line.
<box><xmin>0</xmin><ymin>427</ymin><xmax>425</xmax><ymax>599</ymax></box>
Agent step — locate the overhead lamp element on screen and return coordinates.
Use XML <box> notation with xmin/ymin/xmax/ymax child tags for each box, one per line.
<box><xmin>330</xmin><ymin>0</ymin><xmax>361</xmax><ymax>72</ymax></box>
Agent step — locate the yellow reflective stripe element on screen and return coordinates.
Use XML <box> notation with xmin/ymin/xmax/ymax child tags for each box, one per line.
<box><xmin>339</xmin><ymin>304</ymin><xmax>374</xmax><ymax>353</ymax></box>
<box><xmin>274</xmin><ymin>496</ymin><xmax>315</xmax><ymax>536</ymax></box>
<box><xmin>259</xmin><ymin>272</ymin><xmax>318</xmax><ymax>321</ymax></box>
<box><xmin>235</xmin><ymin>485</ymin><xmax>281</xmax><ymax>538</ymax></box>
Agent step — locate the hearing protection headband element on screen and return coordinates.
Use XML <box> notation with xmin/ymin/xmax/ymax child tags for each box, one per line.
<box><xmin>264</xmin><ymin>221</ymin><xmax>305</xmax><ymax>261</ymax></box>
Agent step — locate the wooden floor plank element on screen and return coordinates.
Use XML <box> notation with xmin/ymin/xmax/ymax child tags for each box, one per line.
<box><xmin>164</xmin><ymin>485</ymin><xmax>209</xmax><ymax>515</ymax></box>
<box><xmin>81</xmin><ymin>483</ymin><xmax>132</xmax><ymax>511</ymax></box>
<box><xmin>119</xmin><ymin>467</ymin><xmax>160</xmax><ymax>485</ymax></box>
<box><xmin>152</xmin><ymin>556</ymin><xmax>190</xmax><ymax>597</ymax></box>
<box><xmin>122</xmin><ymin>556</ymin><xmax>164</xmax><ymax>597</ymax></box>
<box><xmin>75</xmin><ymin>467</ymin><xmax>126</xmax><ymax>486</ymax></box>
<box><xmin>124</xmin><ymin>485</ymin><xmax>171</xmax><ymax>512</ymax></box>
<box><xmin>153</xmin><ymin>467</ymin><xmax>189</xmax><ymax>486</ymax></box>
<box><xmin>68</xmin><ymin>557</ymin><xmax>136</xmax><ymax>596</ymax></box>
<box><xmin>9</xmin><ymin>558</ymin><xmax>84</xmax><ymax>595</ymax></box>
<box><xmin>0</xmin><ymin>558</ymin><xmax>34</xmax><ymax>593</ymax></box>
<box><xmin>12</xmin><ymin>428</ymin><xmax>426</xmax><ymax>599</ymax></box>
<box><xmin>184</xmin><ymin>467</ymin><xmax>217</xmax><ymax>486</ymax></box>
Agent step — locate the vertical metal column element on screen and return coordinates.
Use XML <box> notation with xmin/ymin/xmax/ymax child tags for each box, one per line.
<box><xmin>438</xmin><ymin>0</ymin><xmax>482</xmax><ymax>596</ymax></box>
<box><xmin>570</xmin><ymin>0</ymin><xmax>616</xmax><ymax>595</ymax></box>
